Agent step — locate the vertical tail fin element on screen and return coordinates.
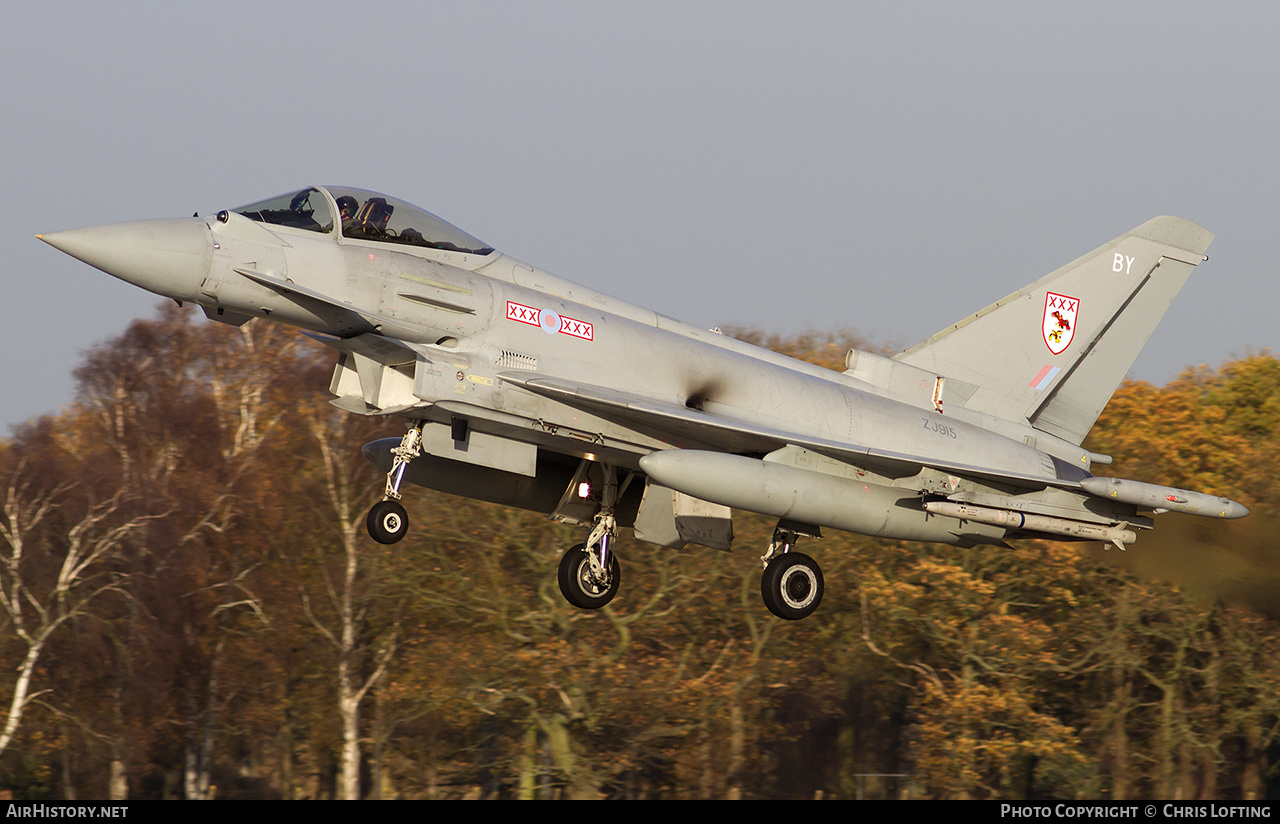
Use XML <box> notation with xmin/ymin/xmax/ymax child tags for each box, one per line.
<box><xmin>893</xmin><ymin>217</ymin><xmax>1213</xmax><ymax>444</ymax></box>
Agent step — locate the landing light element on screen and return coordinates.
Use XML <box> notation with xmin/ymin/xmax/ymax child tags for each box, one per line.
<box><xmin>578</xmin><ymin>482</ymin><xmax>591</xmax><ymax>499</ymax></box>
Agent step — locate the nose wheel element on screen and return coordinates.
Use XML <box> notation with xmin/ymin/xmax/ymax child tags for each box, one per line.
<box><xmin>367</xmin><ymin>499</ymin><xmax>408</xmax><ymax>545</ymax></box>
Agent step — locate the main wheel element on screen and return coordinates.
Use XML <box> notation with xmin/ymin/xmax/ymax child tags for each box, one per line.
<box><xmin>760</xmin><ymin>552</ymin><xmax>824</xmax><ymax>620</ymax></box>
<box><xmin>558</xmin><ymin>544</ymin><xmax>621</xmax><ymax>609</ymax></box>
<box><xmin>367</xmin><ymin>500</ymin><xmax>408</xmax><ymax>544</ymax></box>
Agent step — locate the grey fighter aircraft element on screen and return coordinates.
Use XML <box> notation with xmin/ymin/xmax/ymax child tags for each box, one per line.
<box><xmin>39</xmin><ymin>186</ymin><xmax>1249</xmax><ymax>620</ymax></box>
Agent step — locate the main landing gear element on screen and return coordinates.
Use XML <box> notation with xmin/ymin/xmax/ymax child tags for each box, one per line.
<box><xmin>557</xmin><ymin>464</ymin><xmax>626</xmax><ymax>610</ymax></box>
<box><xmin>367</xmin><ymin>422</ymin><xmax>422</xmax><ymax>545</ymax></box>
<box><xmin>367</xmin><ymin>434</ymin><xmax>822</xmax><ymax>619</ymax></box>
<box><xmin>759</xmin><ymin>524</ymin><xmax>824</xmax><ymax>620</ymax></box>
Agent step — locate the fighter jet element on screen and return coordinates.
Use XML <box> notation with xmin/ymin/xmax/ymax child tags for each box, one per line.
<box><xmin>38</xmin><ymin>186</ymin><xmax>1249</xmax><ymax>620</ymax></box>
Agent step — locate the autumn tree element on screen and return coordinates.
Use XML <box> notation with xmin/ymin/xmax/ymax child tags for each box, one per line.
<box><xmin>0</xmin><ymin>451</ymin><xmax>159</xmax><ymax>763</ymax></box>
<box><xmin>2</xmin><ymin>313</ymin><xmax>1276</xmax><ymax>800</ymax></box>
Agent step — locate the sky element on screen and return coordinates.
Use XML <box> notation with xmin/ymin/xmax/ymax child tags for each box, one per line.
<box><xmin>3</xmin><ymin>2</ymin><xmax>1276</xmax><ymax>433</ymax></box>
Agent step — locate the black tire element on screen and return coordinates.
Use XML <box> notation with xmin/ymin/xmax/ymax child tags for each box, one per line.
<box><xmin>367</xmin><ymin>500</ymin><xmax>408</xmax><ymax>544</ymax></box>
<box><xmin>558</xmin><ymin>543</ymin><xmax>621</xmax><ymax>609</ymax></box>
<box><xmin>760</xmin><ymin>552</ymin><xmax>824</xmax><ymax>620</ymax></box>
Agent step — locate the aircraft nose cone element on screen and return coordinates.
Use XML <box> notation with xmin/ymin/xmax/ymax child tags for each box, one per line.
<box><xmin>39</xmin><ymin>217</ymin><xmax>212</xmax><ymax>301</ymax></box>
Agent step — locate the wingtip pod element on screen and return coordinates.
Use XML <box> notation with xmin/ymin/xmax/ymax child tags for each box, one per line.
<box><xmin>1079</xmin><ymin>476</ymin><xmax>1249</xmax><ymax>519</ymax></box>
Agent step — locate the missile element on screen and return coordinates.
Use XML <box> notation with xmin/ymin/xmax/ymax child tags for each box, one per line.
<box><xmin>921</xmin><ymin>500</ymin><xmax>1137</xmax><ymax>549</ymax></box>
<box><xmin>1079</xmin><ymin>476</ymin><xmax>1249</xmax><ymax>519</ymax></box>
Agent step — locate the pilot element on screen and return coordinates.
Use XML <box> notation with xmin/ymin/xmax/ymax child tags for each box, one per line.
<box><xmin>335</xmin><ymin>195</ymin><xmax>359</xmax><ymax>225</ymax></box>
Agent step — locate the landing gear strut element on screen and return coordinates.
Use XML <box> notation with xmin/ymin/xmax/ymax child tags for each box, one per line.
<box><xmin>367</xmin><ymin>422</ymin><xmax>422</xmax><ymax>545</ymax></box>
<box><xmin>759</xmin><ymin>525</ymin><xmax>824</xmax><ymax>620</ymax></box>
<box><xmin>557</xmin><ymin>464</ymin><xmax>627</xmax><ymax>610</ymax></box>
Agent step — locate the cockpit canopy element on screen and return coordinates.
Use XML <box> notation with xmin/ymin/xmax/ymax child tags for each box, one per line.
<box><xmin>232</xmin><ymin>186</ymin><xmax>494</xmax><ymax>255</ymax></box>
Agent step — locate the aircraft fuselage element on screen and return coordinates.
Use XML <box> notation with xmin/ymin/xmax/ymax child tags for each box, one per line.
<box><xmin>39</xmin><ymin>185</ymin><xmax>1248</xmax><ymax>619</ymax></box>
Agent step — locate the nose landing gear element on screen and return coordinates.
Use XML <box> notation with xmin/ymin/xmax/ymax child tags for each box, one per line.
<box><xmin>367</xmin><ymin>422</ymin><xmax>423</xmax><ymax>545</ymax></box>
